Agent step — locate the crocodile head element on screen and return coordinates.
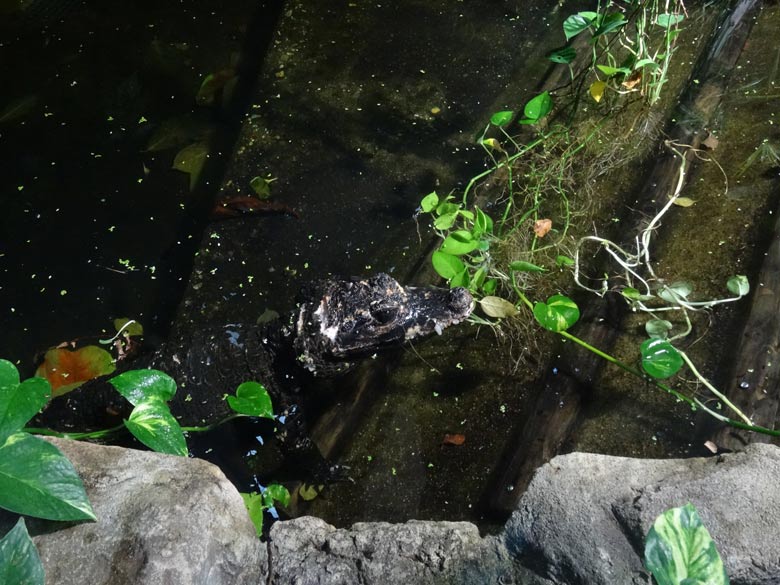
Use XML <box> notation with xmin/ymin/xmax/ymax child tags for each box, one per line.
<box><xmin>294</xmin><ymin>273</ymin><xmax>473</xmax><ymax>375</ymax></box>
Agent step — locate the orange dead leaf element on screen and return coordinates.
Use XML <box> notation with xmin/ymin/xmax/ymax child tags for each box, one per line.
<box><xmin>35</xmin><ymin>346</ymin><xmax>116</xmax><ymax>397</ymax></box>
<box><xmin>533</xmin><ymin>218</ymin><xmax>553</xmax><ymax>238</ymax></box>
<box><xmin>702</xmin><ymin>133</ymin><xmax>719</xmax><ymax>150</ymax></box>
<box><xmin>442</xmin><ymin>433</ymin><xmax>466</xmax><ymax>446</ymax></box>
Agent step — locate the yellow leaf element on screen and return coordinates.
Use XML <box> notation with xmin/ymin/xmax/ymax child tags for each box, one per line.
<box><xmin>590</xmin><ymin>80</ymin><xmax>607</xmax><ymax>103</ymax></box>
<box><xmin>673</xmin><ymin>197</ymin><xmax>695</xmax><ymax>207</ymax></box>
<box><xmin>298</xmin><ymin>483</ymin><xmax>324</xmax><ymax>501</ymax></box>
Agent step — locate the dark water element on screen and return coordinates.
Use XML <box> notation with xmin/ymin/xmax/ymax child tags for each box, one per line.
<box><xmin>0</xmin><ymin>0</ymin><xmax>281</xmax><ymax>369</ymax></box>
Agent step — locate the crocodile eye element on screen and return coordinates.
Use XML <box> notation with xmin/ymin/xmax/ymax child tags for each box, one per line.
<box><xmin>371</xmin><ymin>306</ymin><xmax>398</xmax><ymax>324</ymax></box>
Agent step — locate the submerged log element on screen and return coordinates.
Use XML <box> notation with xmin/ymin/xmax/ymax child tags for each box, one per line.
<box><xmin>713</xmin><ymin>192</ymin><xmax>780</xmax><ymax>450</ymax></box>
<box><xmin>486</xmin><ymin>0</ymin><xmax>764</xmax><ymax>514</ymax></box>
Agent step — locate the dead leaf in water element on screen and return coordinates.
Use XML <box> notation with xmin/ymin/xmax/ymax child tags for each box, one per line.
<box><xmin>35</xmin><ymin>345</ymin><xmax>116</xmax><ymax>397</ymax></box>
<box><xmin>672</xmin><ymin>196</ymin><xmax>695</xmax><ymax>207</ymax></box>
<box><xmin>172</xmin><ymin>142</ymin><xmax>209</xmax><ymax>190</ymax></box>
<box><xmin>443</xmin><ymin>433</ymin><xmax>466</xmax><ymax>446</ymax></box>
<box><xmin>621</xmin><ymin>70</ymin><xmax>642</xmax><ymax>90</ymax></box>
<box><xmin>533</xmin><ymin>218</ymin><xmax>553</xmax><ymax>238</ymax></box>
<box><xmin>702</xmin><ymin>133</ymin><xmax>719</xmax><ymax>150</ymax></box>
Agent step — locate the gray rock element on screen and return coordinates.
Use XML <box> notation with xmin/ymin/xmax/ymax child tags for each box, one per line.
<box><xmin>504</xmin><ymin>443</ymin><xmax>780</xmax><ymax>585</ymax></box>
<box><xmin>268</xmin><ymin>516</ymin><xmax>525</xmax><ymax>585</ymax></box>
<box><xmin>32</xmin><ymin>438</ymin><xmax>267</xmax><ymax>585</ymax></box>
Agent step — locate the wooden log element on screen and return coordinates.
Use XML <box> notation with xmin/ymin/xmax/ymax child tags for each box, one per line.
<box><xmin>713</xmin><ymin>193</ymin><xmax>780</xmax><ymax>450</ymax></box>
<box><xmin>485</xmin><ymin>0</ymin><xmax>764</xmax><ymax>514</ymax></box>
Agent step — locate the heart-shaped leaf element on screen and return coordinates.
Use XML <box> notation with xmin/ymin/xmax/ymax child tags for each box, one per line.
<box><xmin>420</xmin><ymin>192</ymin><xmax>439</xmax><ymax>213</ymax></box>
<box><xmin>519</xmin><ymin>91</ymin><xmax>552</xmax><ymax>124</ymax></box>
<box><xmin>645</xmin><ymin>503</ymin><xmax>728</xmax><ymax>585</ymax></box>
<box><xmin>227</xmin><ymin>381</ymin><xmax>273</xmax><ymax>418</ymax></box>
<box><xmin>432</xmin><ymin>251</ymin><xmax>466</xmax><ymax>281</ymax></box>
<box><xmin>547</xmin><ymin>46</ymin><xmax>576</xmax><ymax>64</ymax></box>
<box><xmin>0</xmin><ymin>368</ymin><xmax>50</xmax><ymax>443</ymax></box>
<box><xmin>124</xmin><ymin>399</ymin><xmax>187</xmax><ymax>456</ymax></box>
<box><xmin>440</xmin><ymin>231</ymin><xmax>478</xmax><ymax>256</ymax></box>
<box><xmin>640</xmin><ymin>338</ymin><xmax>683</xmax><ymax>379</ymax></box>
<box><xmin>727</xmin><ymin>275</ymin><xmax>749</xmax><ymax>296</ymax></box>
<box><xmin>489</xmin><ymin>110</ymin><xmax>513</xmax><ymax>126</ymax></box>
<box><xmin>0</xmin><ymin>432</ymin><xmax>95</xmax><ymax>521</ymax></box>
<box><xmin>109</xmin><ymin>369</ymin><xmax>176</xmax><ymax>405</ymax></box>
<box><xmin>563</xmin><ymin>11</ymin><xmax>598</xmax><ymax>40</ymax></box>
<box><xmin>533</xmin><ymin>295</ymin><xmax>580</xmax><ymax>332</ymax></box>
<box><xmin>0</xmin><ymin>518</ymin><xmax>44</xmax><ymax>585</ymax></box>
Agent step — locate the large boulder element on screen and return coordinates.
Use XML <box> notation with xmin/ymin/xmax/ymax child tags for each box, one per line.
<box><xmin>29</xmin><ymin>438</ymin><xmax>267</xmax><ymax>585</ymax></box>
<box><xmin>504</xmin><ymin>443</ymin><xmax>780</xmax><ymax>585</ymax></box>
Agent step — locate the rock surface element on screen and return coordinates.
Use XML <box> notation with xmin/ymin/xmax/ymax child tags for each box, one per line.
<box><xmin>21</xmin><ymin>440</ymin><xmax>780</xmax><ymax>585</ymax></box>
<box><xmin>29</xmin><ymin>438</ymin><xmax>267</xmax><ymax>585</ymax></box>
<box><xmin>505</xmin><ymin>443</ymin><xmax>780</xmax><ymax>585</ymax></box>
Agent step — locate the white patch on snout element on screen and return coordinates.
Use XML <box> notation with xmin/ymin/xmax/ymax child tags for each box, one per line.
<box><xmin>315</xmin><ymin>300</ymin><xmax>339</xmax><ymax>342</ymax></box>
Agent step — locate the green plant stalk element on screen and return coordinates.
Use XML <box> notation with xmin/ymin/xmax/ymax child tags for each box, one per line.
<box><xmin>23</xmin><ymin>423</ymin><xmax>125</xmax><ymax>441</ymax></box>
<box><xmin>511</xmin><ymin>284</ymin><xmax>780</xmax><ymax>439</ymax></box>
<box><xmin>24</xmin><ymin>412</ymin><xmax>247</xmax><ymax>441</ymax></box>
<box><xmin>678</xmin><ymin>350</ymin><xmax>752</xmax><ymax>425</ymax></box>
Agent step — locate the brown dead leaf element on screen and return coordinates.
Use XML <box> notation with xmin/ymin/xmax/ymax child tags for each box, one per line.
<box><xmin>622</xmin><ymin>69</ymin><xmax>642</xmax><ymax>90</ymax></box>
<box><xmin>533</xmin><ymin>218</ymin><xmax>553</xmax><ymax>238</ymax></box>
<box><xmin>442</xmin><ymin>433</ymin><xmax>466</xmax><ymax>446</ymax></box>
<box><xmin>702</xmin><ymin>133</ymin><xmax>719</xmax><ymax>150</ymax></box>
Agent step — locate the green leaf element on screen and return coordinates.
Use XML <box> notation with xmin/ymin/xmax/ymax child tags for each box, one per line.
<box><xmin>226</xmin><ymin>381</ymin><xmax>273</xmax><ymax>418</ymax></box>
<box><xmin>172</xmin><ymin>142</ymin><xmax>209</xmax><ymax>191</ymax></box>
<box><xmin>635</xmin><ymin>58</ymin><xmax>660</xmax><ymax>70</ymax></box>
<box><xmin>0</xmin><ymin>432</ymin><xmax>95</xmax><ymax>521</ymax></box>
<box><xmin>435</xmin><ymin>201</ymin><xmax>459</xmax><ymax>216</ymax></box>
<box><xmin>450</xmin><ymin>269</ymin><xmax>470</xmax><ymax>288</ymax></box>
<box><xmin>510</xmin><ymin>260</ymin><xmax>546</xmax><ymax>273</ymax></box>
<box><xmin>249</xmin><ymin>176</ymin><xmax>272</xmax><ymax>199</ymax></box>
<box><xmin>547</xmin><ymin>46</ymin><xmax>576</xmax><ymax>64</ymax></box>
<box><xmin>479</xmin><ymin>296</ymin><xmax>518</xmax><ymax>318</ymax></box>
<box><xmin>593</xmin><ymin>12</ymin><xmax>627</xmax><ymax>37</ymax></box>
<box><xmin>440</xmin><ymin>231</ymin><xmax>478</xmax><ymax>256</ymax></box>
<box><xmin>475</xmin><ymin>207</ymin><xmax>494</xmax><ymax>235</ymax></box>
<box><xmin>727</xmin><ymin>275</ymin><xmax>749</xmax><ymax>296</ymax></box>
<box><xmin>489</xmin><ymin>110</ymin><xmax>513</xmax><ymax>126</ymax></box>
<box><xmin>124</xmin><ymin>399</ymin><xmax>187</xmax><ymax>456</ymax></box>
<box><xmin>640</xmin><ymin>338</ymin><xmax>683</xmax><ymax>379</ymax></box>
<box><xmin>556</xmin><ymin>255</ymin><xmax>575</xmax><ymax>268</ymax></box>
<box><xmin>420</xmin><ymin>192</ymin><xmax>439</xmax><ymax>213</ymax></box>
<box><xmin>533</xmin><ymin>295</ymin><xmax>580</xmax><ymax>332</ymax></box>
<box><xmin>433</xmin><ymin>212</ymin><xmax>458</xmax><ymax>230</ymax></box>
<box><xmin>563</xmin><ymin>11</ymin><xmax>598</xmax><ymax>41</ymax></box>
<box><xmin>646</xmin><ymin>319</ymin><xmax>673</xmax><ymax>339</ymax></box>
<box><xmin>113</xmin><ymin>318</ymin><xmax>144</xmax><ymax>337</ymax></box>
<box><xmin>482</xmin><ymin>279</ymin><xmax>498</xmax><ymax>295</ymax></box>
<box><xmin>265</xmin><ymin>483</ymin><xmax>291</xmax><ymax>507</ymax></box>
<box><xmin>109</xmin><ymin>369</ymin><xmax>177</xmax><ymax>406</ymax></box>
<box><xmin>0</xmin><ymin>360</ymin><xmax>20</xmax><ymax>391</ymax></box>
<box><xmin>519</xmin><ymin>91</ymin><xmax>552</xmax><ymax>124</ymax></box>
<box><xmin>645</xmin><ymin>503</ymin><xmax>728</xmax><ymax>585</ymax></box>
<box><xmin>470</xmin><ymin>266</ymin><xmax>487</xmax><ymax>292</ymax></box>
<box><xmin>0</xmin><ymin>518</ymin><xmax>44</xmax><ymax>585</ymax></box>
<box><xmin>432</xmin><ymin>251</ymin><xmax>466</xmax><ymax>281</ymax></box>
<box><xmin>0</xmin><ymin>373</ymin><xmax>50</xmax><ymax>444</ymax></box>
<box><xmin>596</xmin><ymin>64</ymin><xmax>631</xmax><ymax>76</ymax></box>
<box><xmin>622</xmin><ymin>287</ymin><xmax>653</xmax><ymax>302</ymax></box>
<box><xmin>655</xmin><ymin>13</ymin><xmax>685</xmax><ymax>28</ymax></box>
<box><xmin>241</xmin><ymin>492</ymin><xmax>265</xmax><ymax>536</ymax></box>
<box><xmin>658</xmin><ymin>281</ymin><xmax>693</xmax><ymax>303</ymax></box>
